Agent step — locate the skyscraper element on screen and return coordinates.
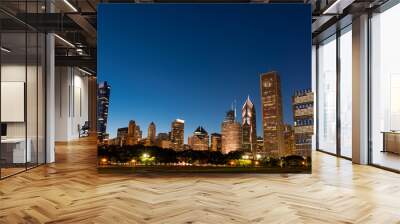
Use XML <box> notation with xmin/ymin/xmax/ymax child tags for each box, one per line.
<box><xmin>292</xmin><ymin>89</ymin><xmax>314</xmax><ymax>157</ymax></box>
<box><xmin>260</xmin><ymin>71</ymin><xmax>285</xmax><ymax>157</ymax></box>
<box><xmin>242</xmin><ymin>96</ymin><xmax>257</xmax><ymax>156</ymax></box>
<box><xmin>283</xmin><ymin>124</ymin><xmax>295</xmax><ymax>156</ymax></box>
<box><xmin>210</xmin><ymin>133</ymin><xmax>222</xmax><ymax>151</ymax></box>
<box><xmin>97</xmin><ymin>81</ymin><xmax>111</xmax><ymax>142</ymax></box>
<box><xmin>127</xmin><ymin>120</ymin><xmax>138</xmax><ymax>145</ymax></box>
<box><xmin>147</xmin><ymin>122</ymin><xmax>156</xmax><ymax>145</ymax></box>
<box><xmin>116</xmin><ymin>127</ymin><xmax>128</xmax><ymax>146</ymax></box>
<box><xmin>221</xmin><ymin>110</ymin><xmax>242</xmax><ymax>154</ymax></box>
<box><xmin>135</xmin><ymin>125</ymin><xmax>142</xmax><ymax>142</ymax></box>
<box><xmin>256</xmin><ymin>136</ymin><xmax>264</xmax><ymax>152</ymax></box>
<box><xmin>188</xmin><ymin>126</ymin><xmax>209</xmax><ymax>151</ymax></box>
<box><xmin>171</xmin><ymin>119</ymin><xmax>185</xmax><ymax>151</ymax></box>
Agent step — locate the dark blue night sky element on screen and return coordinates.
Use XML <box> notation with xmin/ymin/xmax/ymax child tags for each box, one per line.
<box><xmin>98</xmin><ymin>4</ymin><xmax>311</xmax><ymax>140</ymax></box>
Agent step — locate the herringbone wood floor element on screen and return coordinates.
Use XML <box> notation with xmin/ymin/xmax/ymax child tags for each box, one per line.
<box><xmin>1</xmin><ymin>137</ymin><xmax>399</xmax><ymax>224</ymax></box>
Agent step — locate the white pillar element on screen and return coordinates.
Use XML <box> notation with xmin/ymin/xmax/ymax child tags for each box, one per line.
<box><xmin>46</xmin><ymin>32</ymin><xmax>55</xmax><ymax>163</ymax></box>
<box><xmin>352</xmin><ymin>14</ymin><xmax>369</xmax><ymax>164</ymax></box>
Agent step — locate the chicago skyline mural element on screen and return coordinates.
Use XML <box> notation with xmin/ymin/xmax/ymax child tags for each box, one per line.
<box><xmin>97</xmin><ymin>4</ymin><xmax>312</xmax><ymax>173</ymax></box>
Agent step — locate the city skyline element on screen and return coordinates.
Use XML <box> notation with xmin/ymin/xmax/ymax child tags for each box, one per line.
<box><xmin>98</xmin><ymin>4</ymin><xmax>311</xmax><ymax>140</ymax></box>
<box><xmin>104</xmin><ymin>80</ymin><xmax>312</xmax><ymax>141</ymax></box>
<box><xmin>106</xmin><ymin>82</ymin><xmax>313</xmax><ymax>154</ymax></box>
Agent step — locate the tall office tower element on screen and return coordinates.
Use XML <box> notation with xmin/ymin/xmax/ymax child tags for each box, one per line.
<box><xmin>283</xmin><ymin>124</ymin><xmax>295</xmax><ymax>156</ymax></box>
<box><xmin>189</xmin><ymin>126</ymin><xmax>209</xmax><ymax>151</ymax></box>
<box><xmin>147</xmin><ymin>122</ymin><xmax>156</xmax><ymax>145</ymax></box>
<box><xmin>171</xmin><ymin>119</ymin><xmax>185</xmax><ymax>151</ymax></box>
<box><xmin>221</xmin><ymin>110</ymin><xmax>242</xmax><ymax>154</ymax></box>
<box><xmin>210</xmin><ymin>133</ymin><xmax>222</xmax><ymax>151</ymax></box>
<box><xmin>292</xmin><ymin>89</ymin><xmax>314</xmax><ymax>157</ymax></box>
<box><xmin>256</xmin><ymin>136</ymin><xmax>264</xmax><ymax>153</ymax></box>
<box><xmin>127</xmin><ymin>120</ymin><xmax>138</xmax><ymax>145</ymax></box>
<box><xmin>116</xmin><ymin>127</ymin><xmax>128</xmax><ymax>146</ymax></box>
<box><xmin>97</xmin><ymin>81</ymin><xmax>111</xmax><ymax>142</ymax></box>
<box><xmin>242</xmin><ymin>122</ymin><xmax>251</xmax><ymax>152</ymax></box>
<box><xmin>242</xmin><ymin>96</ymin><xmax>257</xmax><ymax>155</ymax></box>
<box><xmin>135</xmin><ymin>125</ymin><xmax>142</xmax><ymax>142</ymax></box>
<box><xmin>260</xmin><ymin>71</ymin><xmax>285</xmax><ymax>157</ymax></box>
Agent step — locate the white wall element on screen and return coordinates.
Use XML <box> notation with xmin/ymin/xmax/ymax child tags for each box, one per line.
<box><xmin>54</xmin><ymin>67</ymin><xmax>89</xmax><ymax>141</ymax></box>
<box><xmin>1</xmin><ymin>65</ymin><xmax>42</xmax><ymax>138</ymax></box>
<box><xmin>1</xmin><ymin>63</ymin><xmax>46</xmax><ymax>164</ymax></box>
<box><xmin>1</xmin><ymin>65</ymin><xmax>26</xmax><ymax>138</ymax></box>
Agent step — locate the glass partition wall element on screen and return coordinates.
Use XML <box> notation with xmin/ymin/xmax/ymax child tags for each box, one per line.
<box><xmin>316</xmin><ymin>25</ymin><xmax>353</xmax><ymax>159</ymax></box>
<box><xmin>370</xmin><ymin>2</ymin><xmax>400</xmax><ymax>171</ymax></box>
<box><xmin>0</xmin><ymin>4</ymin><xmax>46</xmax><ymax>179</ymax></box>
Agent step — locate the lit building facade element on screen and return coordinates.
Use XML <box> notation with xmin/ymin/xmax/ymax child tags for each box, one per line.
<box><xmin>115</xmin><ymin>127</ymin><xmax>128</xmax><ymax>146</ymax></box>
<box><xmin>155</xmin><ymin>132</ymin><xmax>169</xmax><ymax>148</ymax></box>
<box><xmin>171</xmin><ymin>119</ymin><xmax>185</xmax><ymax>151</ymax></box>
<box><xmin>127</xmin><ymin>120</ymin><xmax>139</xmax><ymax>145</ymax></box>
<box><xmin>283</xmin><ymin>124</ymin><xmax>295</xmax><ymax>156</ymax></box>
<box><xmin>147</xmin><ymin>122</ymin><xmax>156</xmax><ymax>145</ymax></box>
<box><xmin>293</xmin><ymin>89</ymin><xmax>314</xmax><ymax>157</ymax></box>
<box><xmin>242</xmin><ymin>96</ymin><xmax>257</xmax><ymax>156</ymax></box>
<box><xmin>97</xmin><ymin>81</ymin><xmax>111</xmax><ymax>142</ymax></box>
<box><xmin>135</xmin><ymin>125</ymin><xmax>142</xmax><ymax>142</ymax></box>
<box><xmin>188</xmin><ymin>126</ymin><xmax>209</xmax><ymax>151</ymax></box>
<box><xmin>210</xmin><ymin>133</ymin><xmax>222</xmax><ymax>151</ymax></box>
<box><xmin>260</xmin><ymin>71</ymin><xmax>285</xmax><ymax>157</ymax></box>
<box><xmin>159</xmin><ymin>140</ymin><xmax>173</xmax><ymax>149</ymax></box>
<box><xmin>157</xmin><ymin>132</ymin><xmax>169</xmax><ymax>141</ymax></box>
<box><xmin>256</xmin><ymin>136</ymin><xmax>264</xmax><ymax>152</ymax></box>
<box><xmin>221</xmin><ymin>110</ymin><xmax>242</xmax><ymax>154</ymax></box>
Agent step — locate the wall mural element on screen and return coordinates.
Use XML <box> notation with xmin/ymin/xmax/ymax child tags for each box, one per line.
<box><xmin>97</xmin><ymin>4</ymin><xmax>313</xmax><ymax>173</ymax></box>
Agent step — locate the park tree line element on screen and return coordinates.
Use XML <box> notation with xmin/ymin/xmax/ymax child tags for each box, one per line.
<box><xmin>98</xmin><ymin>144</ymin><xmax>310</xmax><ymax>168</ymax></box>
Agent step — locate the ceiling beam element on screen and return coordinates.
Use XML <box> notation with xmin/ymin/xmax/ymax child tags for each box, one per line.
<box><xmin>55</xmin><ymin>55</ymin><xmax>96</xmax><ymax>73</ymax></box>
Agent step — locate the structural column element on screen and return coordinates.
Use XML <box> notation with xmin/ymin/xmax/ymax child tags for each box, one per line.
<box><xmin>88</xmin><ymin>76</ymin><xmax>97</xmax><ymax>135</ymax></box>
<box><xmin>352</xmin><ymin>14</ymin><xmax>369</xmax><ymax>164</ymax></box>
<box><xmin>45</xmin><ymin>0</ymin><xmax>55</xmax><ymax>163</ymax></box>
<box><xmin>46</xmin><ymin>32</ymin><xmax>55</xmax><ymax>163</ymax></box>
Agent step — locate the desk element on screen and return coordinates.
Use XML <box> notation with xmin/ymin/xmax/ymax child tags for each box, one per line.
<box><xmin>1</xmin><ymin>138</ymin><xmax>31</xmax><ymax>164</ymax></box>
<box><xmin>382</xmin><ymin>131</ymin><xmax>400</xmax><ymax>154</ymax></box>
